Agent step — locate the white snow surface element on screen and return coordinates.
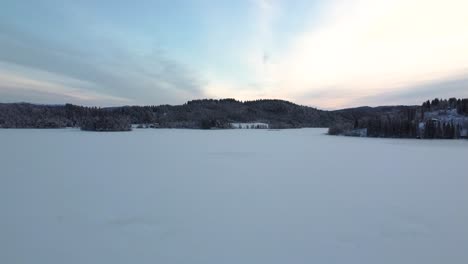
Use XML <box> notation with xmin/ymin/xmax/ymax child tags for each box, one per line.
<box><xmin>231</xmin><ymin>122</ymin><xmax>269</xmax><ymax>129</ymax></box>
<box><xmin>1</xmin><ymin>128</ymin><xmax>468</xmax><ymax>264</ymax></box>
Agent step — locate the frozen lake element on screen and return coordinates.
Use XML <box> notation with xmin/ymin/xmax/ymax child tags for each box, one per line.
<box><xmin>1</xmin><ymin>128</ymin><xmax>468</xmax><ymax>264</ymax></box>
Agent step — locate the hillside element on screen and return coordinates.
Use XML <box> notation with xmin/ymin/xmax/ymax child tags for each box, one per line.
<box><xmin>329</xmin><ymin>98</ymin><xmax>468</xmax><ymax>139</ymax></box>
<box><xmin>1</xmin><ymin>98</ymin><xmax>467</xmax><ymax>138</ymax></box>
<box><xmin>0</xmin><ymin>99</ymin><xmax>343</xmax><ymax>130</ymax></box>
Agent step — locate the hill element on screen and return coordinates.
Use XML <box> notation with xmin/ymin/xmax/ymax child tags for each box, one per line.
<box><xmin>329</xmin><ymin>98</ymin><xmax>468</xmax><ymax>139</ymax></box>
<box><xmin>0</xmin><ymin>99</ymin><xmax>343</xmax><ymax>131</ymax></box>
<box><xmin>1</xmin><ymin>98</ymin><xmax>467</xmax><ymax>138</ymax></box>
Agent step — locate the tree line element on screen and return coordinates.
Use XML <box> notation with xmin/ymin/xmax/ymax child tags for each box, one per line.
<box><xmin>0</xmin><ymin>99</ymin><xmax>343</xmax><ymax>131</ymax></box>
<box><xmin>2</xmin><ymin>97</ymin><xmax>466</xmax><ymax>135</ymax></box>
<box><xmin>329</xmin><ymin>97</ymin><xmax>468</xmax><ymax>139</ymax></box>
<box><xmin>421</xmin><ymin>98</ymin><xmax>468</xmax><ymax>115</ymax></box>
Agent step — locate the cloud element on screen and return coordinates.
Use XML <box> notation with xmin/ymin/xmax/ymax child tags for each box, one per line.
<box><xmin>349</xmin><ymin>74</ymin><xmax>468</xmax><ymax>107</ymax></box>
<box><xmin>271</xmin><ymin>0</ymin><xmax>468</xmax><ymax>107</ymax></box>
<box><xmin>0</xmin><ymin>62</ymin><xmax>132</xmax><ymax>105</ymax></box>
<box><xmin>201</xmin><ymin>0</ymin><xmax>280</xmax><ymax>100</ymax></box>
<box><xmin>0</xmin><ymin>15</ymin><xmax>205</xmax><ymax>106</ymax></box>
<box><xmin>1</xmin><ymin>0</ymin><xmax>467</xmax><ymax>108</ymax></box>
<box><xmin>206</xmin><ymin>0</ymin><xmax>468</xmax><ymax>108</ymax></box>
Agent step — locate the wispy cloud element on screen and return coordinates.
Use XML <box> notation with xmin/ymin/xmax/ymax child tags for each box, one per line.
<box><xmin>202</xmin><ymin>0</ymin><xmax>281</xmax><ymax>99</ymax></box>
<box><xmin>270</xmin><ymin>0</ymin><xmax>468</xmax><ymax>107</ymax></box>
<box><xmin>349</xmin><ymin>74</ymin><xmax>468</xmax><ymax>107</ymax></box>
<box><xmin>205</xmin><ymin>0</ymin><xmax>468</xmax><ymax>108</ymax></box>
<box><xmin>1</xmin><ymin>0</ymin><xmax>467</xmax><ymax>108</ymax></box>
<box><xmin>0</xmin><ymin>62</ymin><xmax>132</xmax><ymax>105</ymax></box>
<box><xmin>0</xmin><ymin>3</ymin><xmax>205</xmax><ymax>106</ymax></box>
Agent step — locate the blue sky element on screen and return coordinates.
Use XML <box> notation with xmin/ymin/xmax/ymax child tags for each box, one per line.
<box><xmin>1</xmin><ymin>0</ymin><xmax>467</xmax><ymax>109</ymax></box>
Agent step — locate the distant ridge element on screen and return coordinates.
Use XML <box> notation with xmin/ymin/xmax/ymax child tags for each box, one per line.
<box><xmin>1</xmin><ymin>98</ymin><xmax>467</xmax><ymax>138</ymax></box>
<box><xmin>0</xmin><ymin>99</ymin><xmax>338</xmax><ymax>130</ymax></box>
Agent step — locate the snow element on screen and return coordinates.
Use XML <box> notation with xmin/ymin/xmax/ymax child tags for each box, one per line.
<box><xmin>424</xmin><ymin>109</ymin><xmax>468</xmax><ymax>129</ymax></box>
<box><xmin>231</xmin><ymin>122</ymin><xmax>269</xmax><ymax>129</ymax></box>
<box><xmin>1</xmin><ymin>128</ymin><xmax>468</xmax><ymax>264</ymax></box>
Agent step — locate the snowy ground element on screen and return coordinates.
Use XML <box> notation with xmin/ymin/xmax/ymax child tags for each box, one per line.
<box><xmin>1</xmin><ymin>128</ymin><xmax>468</xmax><ymax>264</ymax></box>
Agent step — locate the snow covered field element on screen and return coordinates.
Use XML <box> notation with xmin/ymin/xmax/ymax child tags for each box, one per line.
<box><xmin>1</xmin><ymin>128</ymin><xmax>468</xmax><ymax>264</ymax></box>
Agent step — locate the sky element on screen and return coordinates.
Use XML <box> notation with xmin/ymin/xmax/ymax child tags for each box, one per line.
<box><xmin>1</xmin><ymin>0</ymin><xmax>468</xmax><ymax>109</ymax></box>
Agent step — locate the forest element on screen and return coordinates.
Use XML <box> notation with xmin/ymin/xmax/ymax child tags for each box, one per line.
<box><xmin>0</xmin><ymin>99</ymin><xmax>341</xmax><ymax>131</ymax></box>
<box><xmin>329</xmin><ymin>98</ymin><xmax>468</xmax><ymax>139</ymax></box>
<box><xmin>1</xmin><ymin>98</ymin><xmax>467</xmax><ymax>137</ymax></box>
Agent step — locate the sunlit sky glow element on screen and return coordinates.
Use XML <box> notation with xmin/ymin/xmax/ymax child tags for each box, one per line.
<box><xmin>1</xmin><ymin>0</ymin><xmax>468</xmax><ymax>109</ymax></box>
